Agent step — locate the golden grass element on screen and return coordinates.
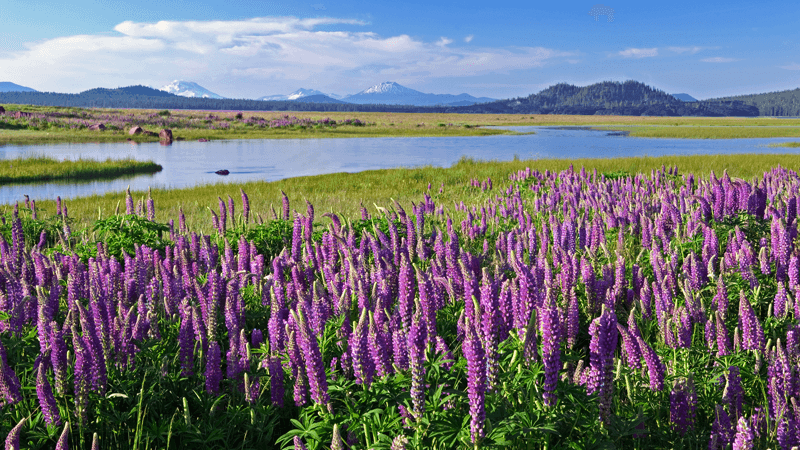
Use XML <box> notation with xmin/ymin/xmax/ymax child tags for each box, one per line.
<box><xmin>595</xmin><ymin>125</ymin><xmax>800</xmax><ymax>139</ymax></box>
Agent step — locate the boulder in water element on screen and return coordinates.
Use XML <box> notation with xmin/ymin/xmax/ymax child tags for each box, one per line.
<box><xmin>159</xmin><ymin>129</ymin><xmax>173</xmax><ymax>142</ymax></box>
<box><xmin>215</xmin><ymin>169</ymin><xmax>230</xmax><ymax>175</ymax></box>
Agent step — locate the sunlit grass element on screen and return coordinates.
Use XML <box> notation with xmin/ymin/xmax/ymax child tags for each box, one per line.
<box><xmin>15</xmin><ymin>153</ymin><xmax>800</xmax><ymax>233</ymax></box>
<box><xmin>769</xmin><ymin>141</ymin><xmax>800</xmax><ymax>148</ymax></box>
<box><xmin>593</xmin><ymin>125</ymin><xmax>800</xmax><ymax>139</ymax></box>
<box><xmin>0</xmin><ymin>156</ymin><xmax>162</xmax><ymax>184</ymax></box>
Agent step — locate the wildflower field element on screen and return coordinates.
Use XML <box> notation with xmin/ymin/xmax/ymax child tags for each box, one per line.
<box><xmin>2</xmin><ymin>161</ymin><xmax>800</xmax><ymax>449</ymax></box>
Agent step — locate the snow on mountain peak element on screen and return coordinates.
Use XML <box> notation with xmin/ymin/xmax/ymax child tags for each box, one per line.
<box><xmin>360</xmin><ymin>81</ymin><xmax>416</xmax><ymax>95</ymax></box>
<box><xmin>160</xmin><ymin>80</ymin><xmax>224</xmax><ymax>99</ymax></box>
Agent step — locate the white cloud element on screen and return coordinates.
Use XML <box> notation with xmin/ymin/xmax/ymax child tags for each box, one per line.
<box><xmin>667</xmin><ymin>46</ymin><xmax>704</xmax><ymax>54</ymax></box>
<box><xmin>780</xmin><ymin>63</ymin><xmax>800</xmax><ymax>70</ymax></box>
<box><xmin>464</xmin><ymin>35</ymin><xmax>474</xmax><ymax>43</ymax></box>
<box><xmin>0</xmin><ymin>17</ymin><xmax>572</xmax><ymax>96</ymax></box>
<box><xmin>436</xmin><ymin>37</ymin><xmax>453</xmax><ymax>47</ymax></box>
<box><xmin>701</xmin><ymin>57</ymin><xmax>737</xmax><ymax>63</ymax></box>
<box><xmin>618</xmin><ymin>48</ymin><xmax>658</xmax><ymax>58</ymax></box>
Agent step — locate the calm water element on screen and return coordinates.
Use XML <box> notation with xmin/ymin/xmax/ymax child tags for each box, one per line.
<box><xmin>1</xmin><ymin>126</ymin><xmax>798</xmax><ymax>204</ymax></box>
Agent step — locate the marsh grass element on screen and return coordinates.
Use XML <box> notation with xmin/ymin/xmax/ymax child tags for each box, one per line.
<box><xmin>0</xmin><ymin>156</ymin><xmax>162</xmax><ymax>184</ymax></box>
<box><xmin>595</xmin><ymin>125</ymin><xmax>800</xmax><ymax>139</ymax></box>
<box><xmin>769</xmin><ymin>141</ymin><xmax>800</xmax><ymax>148</ymax></box>
<box><xmin>15</xmin><ymin>153</ymin><xmax>800</xmax><ymax>234</ymax></box>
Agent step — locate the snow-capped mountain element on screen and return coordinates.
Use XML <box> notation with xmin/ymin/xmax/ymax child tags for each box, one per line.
<box><xmin>344</xmin><ymin>81</ymin><xmax>495</xmax><ymax>106</ymax></box>
<box><xmin>0</xmin><ymin>82</ymin><xmax>37</xmax><ymax>92</ymax></box>
<box><xmin>160</xmin><ymin>81</ymin><xmax>224</xmax><ymax>99</ymax></box>
<box><xmin>258</xmin><ymin>88</ymin><xmax>342</xmax><ymax>101</ymax></box>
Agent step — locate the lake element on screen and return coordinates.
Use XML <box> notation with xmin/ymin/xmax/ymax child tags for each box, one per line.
<box><xmin>1</xmin><ymin>126</ymin><xmax>798</xmax><ymax>204</ymax></box>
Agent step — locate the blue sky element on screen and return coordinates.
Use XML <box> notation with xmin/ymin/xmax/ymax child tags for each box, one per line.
<box><xmin>1</xmin><ymin>0</ymin><xmax>798</xmax><ymax>99</ymax></box>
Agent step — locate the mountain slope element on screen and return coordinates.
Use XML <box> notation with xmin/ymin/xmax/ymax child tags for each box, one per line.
<box><xmin>710</xmin><ymin>87</ymin><xmax>800</xmax><ymax>116</ymax></box>
<box><xmin>160</xmin><ymin>81</ymin><xmax>224</xmax><ymax>99</ymax></box>
<box><xmin>344</xmin><ymin>81</ymin><xmax>495</xmax><ymax>106</ymax></box>
<box><xmin>0</xmin><ymin>82</ymin><xmax>37</xmax><ymax>92</ymax></box>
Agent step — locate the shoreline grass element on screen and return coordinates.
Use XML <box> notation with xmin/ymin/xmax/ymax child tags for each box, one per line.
<box><xmin>0</xmin><ymin>156</ymin><xmax>162</xmax><ymax>184</ymax></box>
<box><xmin>769</xmin><ymin>141</ymin><xmax>800</xmax><ymax>148</ymax></box>
<box><xmin>13</xmin><ymin>153</ymin><xmax>800</xmax><ymax>232</ymax></box>
<box><xmin>593</xmin><ymin>125</ymin><xmax>800</xmax><ymax>139</ymax></box>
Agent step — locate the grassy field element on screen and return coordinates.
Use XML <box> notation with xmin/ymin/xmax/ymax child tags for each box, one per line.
<box><xmin>769</xmin><ymin>141</ymin><xmax>800</xmax><ymax>147</ymax></box>
<box><xmin>11</xmin><ymin>153</ymin><xmax>800</xmax><ymax>233</ymax></box>
<box><xmin>595</xmin><ymin>124</ymin><xmax>800</xmax><ymax>139</ymax></box>
<box><xmin>0</xmin><ymin>156</ymin><xmax>162</xmax><ymax>184</ymax></box>
<box><xmin>4</xmin><ymin>104</ymin><xmax>800</xmax><ymax>144</ymax></box>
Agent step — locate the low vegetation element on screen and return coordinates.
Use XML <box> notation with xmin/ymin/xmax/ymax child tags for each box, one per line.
<box><xmin>0</xmin><ymin>156</ymin><xmax>162</xmax><ymax>184</ymax></box>
<box><xmin>597</xmin><ymin>125</ymin><xmax>800</xmax><ymax>139</ymax></box>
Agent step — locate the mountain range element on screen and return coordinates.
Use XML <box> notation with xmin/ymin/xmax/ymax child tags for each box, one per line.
<box><xmin>162</xmin><ymin>80</ymin><xmax>495</xmax><ymax>106</ymax></box>
<box><xmin>1</xmin><ymin>80</ymin><xmax>796</xmax><ymax>116</ymax></box>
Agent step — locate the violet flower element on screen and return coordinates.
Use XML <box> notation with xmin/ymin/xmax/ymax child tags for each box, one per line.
<box><xmin>407</xmin><ymin>313</ymin><xmax>427</xmax><ymax>421</ymax></box>
<box><xmin>462</xmin><ymin>299</ymin><xmax>486</xmax><ymax>443</ymax></box>
<box><xmin>4</xmin><ymin>417</ymin><xmax>26</xmax><ymax>450</ymax></box>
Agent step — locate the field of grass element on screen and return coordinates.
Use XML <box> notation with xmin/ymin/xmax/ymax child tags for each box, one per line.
<box><xmin>11</xmin><ymin>153</ymin><xmax>800</xmax><ymax>233</ymax></box>
<box><xmin>769</xmin><ymin>142</ymin><xmax>800</xmax><ymax>148</ymax></box>
<box><xmin>0</xmin><ymin>156</ymin><xmax>162</xmax><ymax>184</ymax></box>
<box><xmin>595</xmin><ymin>125</ymin><xmax>800</xmax><ymax>139</ymax></box>
<box><xmin>4</xmin><ymin>104</ymin><xmax>800</xmax><ymax>144</ymax></box>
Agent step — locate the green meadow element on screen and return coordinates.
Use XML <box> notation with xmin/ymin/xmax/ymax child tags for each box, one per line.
<box><xmin>11</xmin><ymin>153</ymin><xmax>800</xmax><ymax>234</ymax></box>
<box><xmin>0</xmin><ymin>157</ymin><xmax>162</xmax><ymax>184</ymax></box>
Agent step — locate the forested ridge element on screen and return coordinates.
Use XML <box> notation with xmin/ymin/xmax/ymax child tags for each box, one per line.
<box><xmin>710</xmin><ymin>87</ymin><xmax>800</xmax><ymax>116</ymax></box>
<box><xmin>0</xmin><ymin>81</ymin><xmax>773</xmax><ymax>116</ymax></box>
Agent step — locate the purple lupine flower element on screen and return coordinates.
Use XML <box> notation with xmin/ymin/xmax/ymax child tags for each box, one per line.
<box><xmin>178</xmin><ymin>304</ymin><xmax>195</xmax><ymax>377</ymax></box>
<box><xmin>293</xmin><ymin>436</ymin><xmax>309</xmax><ymax>450</ymax></box>
<box><xmin>218</xmin><ymin>197</ymin><xmax>227</xmax><ymax>235</ymax></box>
<box><xmin>391</xmin><ymin>435</ymin><xmax>410</xmax><ymax>450</ymax></box>
<box><xmin>287</xmin><ymin>322</ymin><xmax>308</xmax><ymax>407</ymax></box>
<box><xmin>540</xmin><ymin>290</ymin><xmax>561</xmax><ymax>407</ymax></box>
<box><xmin>732</xmin><ymin>416</ymin><xmax>754</xmax><ymax>450</ymax></box>
<box><xmin>588</xmin><ymin>306</ymin><xmax>618</xmax><ymax>425</ymax></box>
<box><xmin>55</xmin><ymin>422</ymin><xmax>69</xmax><ymax>450</ymax></box>
<box><xmin>240</xmin><ymin>188</ymin><xmax>250</xmax><ymax>224</ymax></box>
<box><xmin>281</xmin><ymin>190</ymin><xmax>290</xmax><ymax>220</ymax></box>
<box><xmin>669</xmin><ymin>377</ymin><xmax>697</xmax><ymax>436</ymax></box>
<box><xmin>350</xmin><ymin>308</ymin><xmax>374</xmax><ymax>387</ymax></box>
<box><xmin>738</xmin><ymin>291</ymin><xmax>765</xmax><ymax>352</ymax></box>
<box><xmin>205</xmin><ymin>341</ymin><xmax>222</xmax><ymax>395</ymax></box>
<box><xmin>37</xmin><ymin>360</ymin><xmax>62</xmax><ymax>426</ymax></box>
<box><xmin>463</xmin><ymin>299</ymin><xmax>486</xmax><ymax>443</ymax></box>
<box><xmin>331</xmin><ymin>424</ymin><xmax>345</xmax><ymax>450</ymax></box>
<box><xmin>369</xmin><ymin>314</ymin><xmax>392</xmax><ymax>377</ymax></box>
<box><xmin>774</xmin><ymin>281</ymin><xmax>788</xmax><ymax>319</ymax></box>
<box><xmin>146</xmin><ymin>196</ymin><xmax>155</xmax><ymax>221</ymax></box>
<box><xmin>709</xmin><ymin>404</ymin><xmax>733</xmax><ymax>449</ymax></box>
<box><xmin>722</xmin><ymin>366</ymin><xmax>744</xmax><ymax>419</ymax></box>
<box><xmin>293</xmin><ymin>305</ymin><xmax>329</xmax><ymax>407</ymax></box>
<box><xmin>637</xmin><ymin>336</ymin><xmax>665</xmax><ymax>391</ymax></box>
<box><xmin>715</xmin><ymin>311</ymin><xmax>732</xmax><ymax>356</ymax></box>
<box><xmin>407</xmin><ymin>313</ymin><xmax>427</xmax><ymax>421</ymax></box>
<box><xmin>266</xmin><ymin>356</ymin><xmax>284</xmax><ymax>407</ymax></box>
<box><xmin>0</xmin><ymin>340</ymin><xmax>22</xmax><ymax>408</ymax></box>
<box><xmin>4</xmin><ymin>417</ymin><xmax>25</xmax><ymax>450</ymax></box>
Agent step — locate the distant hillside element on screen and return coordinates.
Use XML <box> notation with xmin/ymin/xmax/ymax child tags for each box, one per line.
<box><xmin>710</xmin><ymin>87</ymin><xmax>800</xmax><ymax>116</ymax></box>
<box><xmin>458</xmin><ymin>81</ymin><xmax>758</xmax><ymax>116</ymax></box>
<box><xmin>80</xmin><ymin>85</ymin><xmax>178</xmax><ymax>97</ymax></box>
<box><xmin>0</xmin><ymin>82</ymin><xmax>37</xmax><ymax>92</ymax></box>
